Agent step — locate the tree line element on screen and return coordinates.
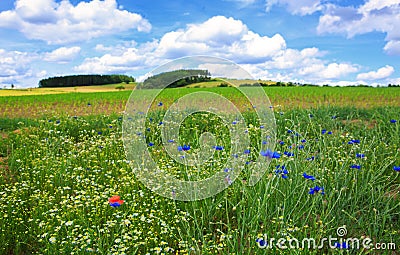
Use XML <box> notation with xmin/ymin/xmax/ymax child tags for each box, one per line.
<box><xmin>38</xmin><ymin>74</ymin><xmax>135</xmax><ymax>88</ymax></box>
<box><xmin>137</xmin><ymin>69</ymin><xmax>211</xmax><ymax>89</ymax></box>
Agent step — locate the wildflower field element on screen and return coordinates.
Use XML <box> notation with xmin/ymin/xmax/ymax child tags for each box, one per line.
<box><xmin>0</xmin><ymin>86</ymin><xmax>399</xmax><ymax>254</ymax></box>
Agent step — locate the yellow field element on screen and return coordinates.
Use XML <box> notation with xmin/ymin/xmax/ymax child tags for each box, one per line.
<box><xmin>0</xmin><ymin>83</ymin><xmax>136</xmax><ymax>96</ymax></box>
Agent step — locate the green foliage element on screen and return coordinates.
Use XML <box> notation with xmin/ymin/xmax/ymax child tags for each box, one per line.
<box><xmin>217</xmin><ymin>82</ymin><xmax>229</xmax><ymax>87</ymax></box>
<box><xmin>115</xmin><ymin>85</ymin><xmax>125</xmax><ymax>90</ymax></box>
<box><xmin>137</xmin><ymin>69</ymin><xmax>211</xmax><ymax>89</ymax></box>
<box><xmin>38</xmin><ymin>74</ymin><xmax>135</xmax><ymax>88</ymax></box>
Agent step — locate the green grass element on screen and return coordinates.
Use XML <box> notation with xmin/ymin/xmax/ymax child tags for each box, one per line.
<box><xmin>0</xmin><ymin>87</ymin><xmax>399</xmax><ymax>254</ymax></box>
<box><xmin>1</xmin><ymin>86</ymin><xmax>399</xmax><ymax>118</ymax></box>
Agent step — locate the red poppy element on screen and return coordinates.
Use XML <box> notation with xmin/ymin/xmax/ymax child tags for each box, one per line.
<box><xmin>109</xmin><ymin>195</ymin><xmax>124</xmax><ymax>206</ymax></box>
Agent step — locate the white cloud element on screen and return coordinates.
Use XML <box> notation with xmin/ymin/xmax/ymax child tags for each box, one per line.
<box><xmin>265</xmin><ymin>0</ymin><xmax>322</xmax><ymax>15</ymax></box>
<box><xmin>44</xmin><ymin>46</ymin><xmax>81</xmax><ymax>63</ymax></box>
<box><xmin>317</xmin><ymin>1</ymin><xmax>400</xmax><ymax>55</ymax></box>
<box><xmin>356</xmin><ymin>65</ymin><xmax>394</xmax><ymax>80</ymax></box>
<box><xmin>294</xmin><ymin>62</ymin><xmax>359</xmax><ymax>80</ymax></box>
<box><xmin>74</xmin><ymin>48</ymin><xmax>148</xmax><ymax>73</ymax></box>
<box><xmin>0</xmin><ymin>49</ymin><xmax>39</xmax><ymax>86</ymax></box>
<box><xmin>0</xmin><ymin>0</ymin><xmax>151</xmax><ymax>44</ymax></box>
<box><xmin>384</xmin><ymin>40</ymin><xmax>400</xmax><ymax>55</ymax></box>
<box><xmin>71</xmin><ymin>15</ymin><xmax>387</xmax><ymax>86</ymax></box>
<box><xmin>155</xmin><ymin>16</ymin><xmax>286</xmax><ymax>62</ymax></box>
<box><xmin>75</xmin><ymin>16</ymin><xmax>287</xmax><ymax>73</ymax></box>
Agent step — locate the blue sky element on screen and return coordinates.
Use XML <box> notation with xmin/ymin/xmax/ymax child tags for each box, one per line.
<box><xmin>0</xmin><ymin>0</ymin><xmax>399</xmax><ymax>87</ymax></box>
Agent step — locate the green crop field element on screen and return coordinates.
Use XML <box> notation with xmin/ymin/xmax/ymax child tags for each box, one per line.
<box><xmin>0</xmin><ymin>86</ymin><xmax>399</xmax><ymax>254</ymax></box>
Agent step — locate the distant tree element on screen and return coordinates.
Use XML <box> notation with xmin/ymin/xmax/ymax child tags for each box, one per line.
<box><xmin>11</xmin><ymin>84</ymin><xmax>14</xmax><ymax>89</ymax></box>
<box><xmin>39</xmin><ymin>74</ymin><xmax>135</xmax><ymax>88</ymax></box>
<box><xmin>138</xmin><ymin>69</ymin><xmax>211</xmax><ymax>89</ymax></box>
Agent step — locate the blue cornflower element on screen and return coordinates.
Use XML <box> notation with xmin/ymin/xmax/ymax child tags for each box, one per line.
<box><xmin>306</xmin><ymin>156</ymin><xmax>315</xmax><ymax>161</ymax></box>
<box><xmin>327</xmin><ymin>131</ymin><xmax>333</xmax><ymax>135</ymax></box>
<box><xmin>168</xmin><ymin>139</ymin><xmax>174</xmax><ymax>143</ymax></box>
<box><xmin>279</xmin><ymin>141</ymin><xmax>285</xmax><ymax>145</ymax></box>
<box><xmin>214</xmin><ymin>145</ymin><xmax>224</xmax><ymax>151</ymax></box>
<box><xmin>350</xmin><ymin>164</ymin><xmax>361</xmax><ymax>169</ymax></box>
<box><xmin>303</xmin><ymin>172</ymin><xmax>316</xmax><ymax>181</ymax></box>
<box><xmin>178</xmin><ymin>145</ymin><xmax>190</xmax><ymax>151</ymax></box>
<box><xmin>309</xmin><ymin>185</ymin><xmax>324</xmax><ymax>195</ymax></box>
<box><xmin>287</xmin><ymin>129</ymin><xmax>293</xmax><ymax>133</ymax></box>
<box><xmin>275</xmin><ymin>165</ymin><xmax>289</xmax><ymax>179</ymax></box>
<box><xmin>98</xmin><ymin>131</ymin><xmax>102</xmax><ymax>135</ymax></box>
<box><xmin>87</xmin><ymin>102</ymin><xmax>91</xmax><ymax>106</ymax></box>
<box><xmin>301</xmin><ymin>139</ymin><xmax>306</xmax><ymax>143</ymax></box>
<box><xmin>298</xmin><ymin>145</ymin><xmax>304</xmax><ymax>149</ymax></box>
<box><xmin>157</xmin><ymin>102</ymin><xmax>163</xmax><ymax>106</ymax></box>
<box><xmin>256</xmin><ymin>238</ymin><xmax>267</xmax><ymax>248</ymax></box>
<box><xmin>332</xmin><ymin>116</ymin><xmax>337</xmax><ymax>119</ymax></box>
<box><xmin>260</xmin><ymin>150</ymin><xmax>280</xmax><ymax>158</ymax></box>
<box><xmin>334</xmin><ymin>242</ymin><xmax>348</xmax><ymax>249</ymax></box>
<box><xmin>232</xmin><ymin>120</ymin><xmax>238</xmax><ymax>125</ymax></box>
<box><xmin>390</xmin><ymin>119</ymin><xmax>397</xmax><ymax>123</ymax></box>
<box><xmin>224</xmin><ymin>175</ymin><xmax>233</xmax><ymax>185</ymax></box>
<box><xmin>309</xmin><ymin>114</ymin><xmax>314</xmax><ymax>118</ymax></box>
<box><xmin>158</xmin><ymin>121</ymin><xmax>163</xmax><ymax>125</ymax></box>
<box><xmin>55</xmin><ymin>120</ymin><xmax>60</xmax><ymax>124</ymax></box>
<box><xmin>262</xmin><ymin>140</ymin><xmax>267</xmax><ymax>145</ymax></box>
<box><xmin>284</xmin><ymin>151</ymin><xmax>294</xmax><ymax>157</ymax></box>
<box><xmin>148</xmin><ymin>142</ymin><xmax>154</xmax><ymax>147</ymax></box>
<box><xmin>322</xmin><ymin>129</ymin><xmax>327</xmax><ymax>134</ymax></box>
<box><xmin>109</xmin><ymin>125</ymin><xmax>112</xmax><ymax>128</ymax></box>
<box><xmin>356</xmin><ymin>153</ymin><xmax>365</xmax><ymax>158</ymax></box>
<box><xmin>393</xmin><ymin>166</ymin><xmax>400</xmax><ymax>172</ymax></box>
<box><xmin>260</xmin><ymin>125</ymin><xmax>264</xmax><ymax>129</ymax></box>
<box><xmin>348</xmin><ymin>139</ymin><xmax>360</xmax><ymax>144</ymax></box>
<box><xmin>244</xmin><ymin>149</ymin><xmax>250</xmax><ymax>154</ymax></box>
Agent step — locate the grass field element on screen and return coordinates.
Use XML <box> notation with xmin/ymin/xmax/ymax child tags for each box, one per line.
<box><xmin>0</xmin><ymin>86</ymin><xmax>399</xmax><ymax>254</ymax></box>
<box><xmin>0</xmin><ymin>83</ymin><xmax>135</xmax><ymax>97</ymax></box>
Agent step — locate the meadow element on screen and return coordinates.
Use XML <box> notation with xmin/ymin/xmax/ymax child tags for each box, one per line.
<box><xmin>0</xmin><ymin>86</ymin><xmax>399</xmax><ymax>254</ymax></box>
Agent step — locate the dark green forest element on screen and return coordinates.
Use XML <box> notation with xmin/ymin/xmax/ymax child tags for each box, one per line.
<box><xmin>137</xmin><ymin>69</ymin><xmax>211</xmax><ymax>89</ymax></box>
<box><xmin>38</xmin><ymin>74</ymin><xmax>135</xmax><ymax>88</ymax></box>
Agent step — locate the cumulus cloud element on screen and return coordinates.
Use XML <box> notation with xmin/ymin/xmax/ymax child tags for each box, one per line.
<box><xmin>317</xmin><ymin>0</ymin><xmax>400</xmax><ymax>55</ymax></box>
<box><xmin>356</xmin><ymin>65</ymin><xmax>394</xmax><ymax>80</ymax></box>
<box><xmin>155</xmin><ymin>16</ymin><xmax>286</xmax><ymax>62</ymax></box>
<box><xmin>73</xmin><ymin>15</ymin><xmax>365</xmax><ymax>85</ymax></box>
<box><xmin>0</xmin><ymin>49</ymin><xmax>40</xmax><ymax>86</ymax></box>
<box><xmin>0</xmin><ymin>0</ymin><xmax>151</xmax><ymax>44</ymax></box>
<box><xmin>44</xmin><ymin>46</ymin><xmax>81</xmax><ymax>63</ymax></box>
<box><xmin>75</xmin><ymin>16</ymin><xmax>287</xmax><ymax>73</ymax></box>
<box><xmin>74</xmin><ymin>48</ymin><xmax>149</xmax><ymax>73</ymax></box>
<box><xmin>265</xmin><ymin>0</ymin><xmax>322</xmax><ymax>15</ymax></box>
